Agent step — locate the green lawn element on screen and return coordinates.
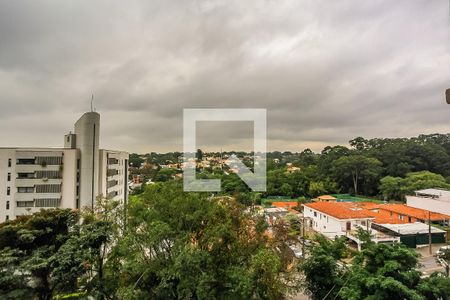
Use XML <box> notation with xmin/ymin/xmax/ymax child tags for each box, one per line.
<box><xmin>331</xmin><ymin>194</ymin><xmax>384</xmax><ymax>203</ymax></box>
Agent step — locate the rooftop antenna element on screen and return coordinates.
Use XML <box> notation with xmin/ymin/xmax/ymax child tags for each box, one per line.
<box><xmin>90</xmin><ymin>94</ymin><xmax>94</xmax><ymax>112</ymax></box>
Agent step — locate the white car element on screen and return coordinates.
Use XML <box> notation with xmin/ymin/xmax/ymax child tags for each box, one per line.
<box><xmin>436</xmin><ymin>245</ymin><xmax>450</xmax><ymax>258</ymax></box>
<box><xmin>288</xmin><ymin>245</ymin><xmax>303</xmax><ymax>258</ymax></box>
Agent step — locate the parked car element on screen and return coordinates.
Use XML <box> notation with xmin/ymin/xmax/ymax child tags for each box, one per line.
<box><xmin>288</xmin><ymin>244</ymin><xmax>303</xmax><ymax>258</ymax></box>
<box><xmin>436</xmin><ymin>245</ymin><xmax>450</xmax><ymax>258</ymax></box>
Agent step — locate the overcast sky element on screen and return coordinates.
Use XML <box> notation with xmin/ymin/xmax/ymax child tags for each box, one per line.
<box><xmin>0</xmin><ymin>0</ymin><xmax>449</xmax><ymax>153</ymax></box>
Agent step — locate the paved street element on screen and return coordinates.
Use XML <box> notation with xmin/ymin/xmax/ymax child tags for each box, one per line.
<box><xmin>419</xmin><ymin>255</ymin><xmax>444</xmax><ymax>276</ymax></box>
<box><xmin>416</xmin><ymin>244</ymin><xmax>447</xmax><ymax>276</ymax></box>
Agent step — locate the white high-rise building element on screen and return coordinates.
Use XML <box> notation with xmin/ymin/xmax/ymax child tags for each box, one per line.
<box><xmin>0</xmin><ymin>112</ymin><xmax>129</xmax><ymax>221</ymax></box>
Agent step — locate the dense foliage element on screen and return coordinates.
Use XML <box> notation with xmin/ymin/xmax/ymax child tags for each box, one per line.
<box><xmin>112</xmin><ymin>182</ymin><xmax>292</xmax><ymax>299</ymax></box>
<box><xmin>301</xmin><ymin>232</ymin><xmax>450</xmax><ymax>300</ymax></box>
<box><xmin>0</xmin><ymin>182</ymin><xmax>295</xmax><ymax>299</ymax></box>
<box><xmin>0</xmin><ymin>208</ymin><xmax>114</xmax><ymax>299</ymax></box>
<box><xmin>131</xmin><ymin>134</ymin><xmax>450</xmax><ymax>199</ymax></box>
<box><xmin>4</xmin><ymin>133</ymin><xmax>450</xmax><ymax>298</ymax></box>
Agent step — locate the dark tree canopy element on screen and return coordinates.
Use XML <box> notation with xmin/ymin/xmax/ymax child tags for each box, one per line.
<box><xmin>113</xmin><ymin>181</ymin><xmax>291</xmax><ymax>299</ymax></box>
<box><xmin>301</xmin><ymin>232</ymin><xmax>450</xmax><ymax>300</ymax></box>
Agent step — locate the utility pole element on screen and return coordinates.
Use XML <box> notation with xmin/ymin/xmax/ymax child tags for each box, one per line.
<box><xmin>428</xmin><ymin>211</ymin><xmax>432</xmax><ymax>255</ymax></box>
<box><xmin>302</xmin><ymin>216</ymin><xmax>305</xmax><ymax>258</ymax></box>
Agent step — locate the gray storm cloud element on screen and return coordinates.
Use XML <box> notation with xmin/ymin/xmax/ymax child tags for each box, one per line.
<box><xmin>0</xmin><ymin>0</ymin><xmax>449</xmax><ymax>153</ymax></box>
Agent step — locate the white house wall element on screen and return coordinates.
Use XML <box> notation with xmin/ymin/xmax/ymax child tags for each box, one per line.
<box><xmin>304</xmin><ymin>206</ymin><xmax>371</xmax><ymax>235</ymax></box>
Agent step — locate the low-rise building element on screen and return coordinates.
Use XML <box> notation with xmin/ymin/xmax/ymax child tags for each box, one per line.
<box><xmin>368</xmin><ymin>203</ymin><xmax>450</xmax><ymax>225</ymax></box>
<box><xmin>303</xmin><ymin>202</ymin><xmax>398</xmax><ymax>250</ymax></box>
<box><xmin>265</xmin><ymin>207</ymin><xmax>289</xmax><ymax>226</ymax></box>
<box><xmin>304</xmin><ymin>202</ymin><xmax>372</xmax><ymax>233</ymax></box>
<box><xmin>271</xmin><ymin>201</ymin><xmax>300</xmax><ymax>214</ymax></box>
<box><xmin>315</xmin><ymin>195</ymin><xmax>337</xmax><ymax>202</ymax></box>
<box><xmin>373</xmin><ymin>222</ymin><xmax>447</xmax><ymax>248</ymax></box>
<box><xmin>302</xmin><ymin>201</ymin><xmax>450</xmax><ymax>250</ymax></box>
<box><xmin>406</xmin><ymin>188</ymin><xmax>450</xmax><ymax>216</ymax></box>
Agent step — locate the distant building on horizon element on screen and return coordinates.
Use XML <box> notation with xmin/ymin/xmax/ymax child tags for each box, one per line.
<box><xmin>0</xmin><ymin>111</ymin><xmax>129</xmax><ymax>221</ymax></box>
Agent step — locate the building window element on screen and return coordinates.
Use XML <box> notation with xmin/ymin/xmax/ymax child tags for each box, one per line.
<box><xmin>17</xmin><ymin>201</ymin><xmax>34</xmax><ymax>207</ymax></box>
<box><xmin>314</xmin><ymin>211</ymin><xmax>317</xmax><ymax>217</ymax></box>
<box><xmin>107</xmin><ymin>180</ymin><xmax>118</xmax><ymax>188</ymax></box>
<box><xmin>18</xmin><ymin>173</ymin><xmax>35</xmax><ymax>179</ymax></box>
<box><xmin>35</xmin><ymin>156</ymin><xmax>63</xmax><ymax>165</ymax></box>
<box><xmin>7</xmin><ymin>187</ymin><xmax>10</xmax><ymax>196</ymax></box>
<box><xmin>8</xmin><ymin>159</ymin><xmax>11</xmax><ymax>167</ymax></box>
<box><xmin>35</xmin><ymin>171</ymin><xmax>61</xmax><ymax>179</ymax></box>
<box><xmin>107</xmin><ymin>169</ymin><xmax>119</xmax><ymax>176</ymax></box>
<box><xmin>346</xmin><ymin>221</ymin><xmax>351</xmax><ymax>231</ymax></box>
<box><xmin>18</xmin><ymin>187</ymin><xmax>34</xmax><ymax>193</ymax></box>
<box><xmin>7</xmin><ymin>173</ymin><xmax>11</xmax><ymax>181</ymax></box>
<box><xmin>108</xmin><ymin>158</ymin><xmax>119</xmax><ymax>165</ymax></box>
<box><xmin>6</xmin><ymin>201</ymin><xmax>10</xmax><ymax>210</ymax></box>
<box><xmin>35</xmin><ymin>184</ymin><xmax>61</xmax><ymax>193</ymax></box>
<box><xmin>5</xmin><ymin>215</ymin><xmax>9</xmax><ymax>221</ymax></box>
<box><xmin>17</xmin><ymin>158</ymin><xmax>35</xmax><ymax>165</ymax></box>
<box><xmin>35</xmin><ymin>198</ymin><xmax>60</xmax><ymax>207</ymax></box>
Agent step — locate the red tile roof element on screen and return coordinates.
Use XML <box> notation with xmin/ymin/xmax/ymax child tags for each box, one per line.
<box><xmin>357</xmin><ymin>202</ymin><xmax>380</xmax><ymax>209</ymax></box>
<box><xmin>303</xmin><ymin>201</ymin><xmax>450</xmax><ymax>224</ymax></box>
<box><xmin>375</xmin><ymin>204</ymin><xmax>450</xmax><ymax>221</ymax></box>
<box><xmin>303</xmin><ymin>202</ymin><xmax>374</xmax><ymax>220</ymax></box>
<box><xmin>364</xmin><ymin>210</ymin><xmax>408</xmax><ymax>224</ymax></box>
<box><xmin>317</xmin><ymin>195</ymin><xmax>337</xmax><ymax>200</ymax></box>
<box><xmin>272</xmin><ymin>202</ymin><xmax>300</xmax><ymax>214</ymax></box>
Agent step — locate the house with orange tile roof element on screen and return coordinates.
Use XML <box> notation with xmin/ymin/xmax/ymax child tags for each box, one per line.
<box><xmin>303</xmin><ymin>201</ymin><xmax>449</xmax><ymax>250</ymax></box>
<box><xmin>303</xmin><ymin>202</ymin><xmax>400</xmax><ymax>250</ymax></box>
<box><xmin>315</xmin><ymin>195</ymin><xmax>337</xmax><ymax>202</ymax></box>
<box><xmin>370</xmin><ymin>204</ymin><xmax>450</xmax><ymax>225</ymax></box>
<box><xmin>271</xmin><ymin>201</ymin><xmax>300</xmax><ymax>214</ymax></box>
<box><xmin>303</xmin><ymin>202</ymin><xmax>374</xmax><ymax>234</ymax></box>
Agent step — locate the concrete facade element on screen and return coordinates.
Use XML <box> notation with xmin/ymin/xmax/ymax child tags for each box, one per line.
<box><xmin>74</xmin><ymin>112</ymin><xmax>100</xmax><ymax>210</ymax></box>
<box><xmin>98</xmin><ymin>149</ymin><xmax>129</xmax><ymax>206</ymax></box>
<box><xmin>0</xmin><ymin>112</ymin><xmax>129</xmax><ymax>221</ymax></box>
